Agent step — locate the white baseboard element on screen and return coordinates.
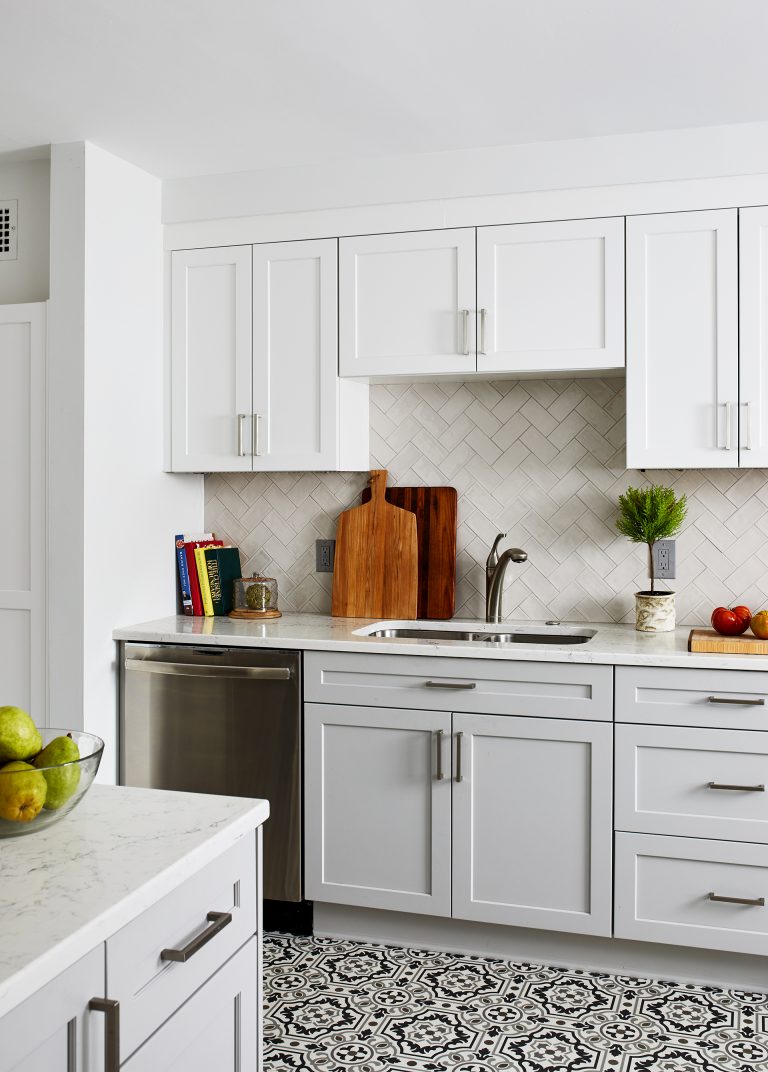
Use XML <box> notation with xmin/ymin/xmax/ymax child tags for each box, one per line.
<box><xmin>313</xmin><ymin>902</ymin><xmax>768</xmax><ymax>993</ymax></box>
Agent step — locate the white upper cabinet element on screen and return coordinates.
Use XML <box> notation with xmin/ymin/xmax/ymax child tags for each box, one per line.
<box><xmin>170</xmin><ymin>240</ymin><xmax>368</xmax><ymax>472</ymax></box>
<box><xmin>739</xmin><ymin>206</ymin><xmax>768</xmax><ymax>467</ymax></box>
<box><xmin>626</xmin><ymin>210</ymin><xmax>739</xmax><ymax>469</ymax></box>
<box><xmin>171</xmin><ymin>246</ymin><xmax>253</xmax><ymax>473</ymax></box>
<box><xmin>476</xmin><ymin>217</ymin><xmax>625</xmax><ymax>374</ymax></box>
<box><xmin>339</xmin><ymin>228</ymin><xmax>477</xmax><ymax>378</ymax></box>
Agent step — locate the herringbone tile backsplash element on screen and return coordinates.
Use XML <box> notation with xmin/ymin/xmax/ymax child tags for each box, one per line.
<box><xmin>205</xmin><ymin>378</ymin><xmax>768</xmax><ymax>624</ymax></box>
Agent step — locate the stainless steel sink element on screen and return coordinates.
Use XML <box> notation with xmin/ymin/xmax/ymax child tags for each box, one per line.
<box><xmin>365</xmin><ymin>625</ymin><xmax>596</xmax><ymax>645</ymax></box>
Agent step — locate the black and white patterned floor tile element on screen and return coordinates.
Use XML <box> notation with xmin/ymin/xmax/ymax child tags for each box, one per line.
<box><xmin>262</xmin><ymin>933</ymin><xmax>768</xmax><ymax>1072</ymax></box>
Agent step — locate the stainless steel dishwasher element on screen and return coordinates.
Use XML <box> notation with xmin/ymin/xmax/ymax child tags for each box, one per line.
<box><xmin>120</xmin><ymin>643</ymin><xmax>302</xmax><ymax>906</ymax></box>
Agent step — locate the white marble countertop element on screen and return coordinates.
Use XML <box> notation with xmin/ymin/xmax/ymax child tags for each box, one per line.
<box><xmin>113</xmin><ymin>613</ymin><xmax>768</xmax><ymax>672</ymax></box>
<box><xmin>0</xmin><ymin>785</ymin><xmax>269</xmax><ymax>1019</ymax></box>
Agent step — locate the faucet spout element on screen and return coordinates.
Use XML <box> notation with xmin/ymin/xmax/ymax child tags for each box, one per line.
<box><xmin>485</xmin><ymin>539</ymin><xmax>528</xmax><ymax>624</ymax></box>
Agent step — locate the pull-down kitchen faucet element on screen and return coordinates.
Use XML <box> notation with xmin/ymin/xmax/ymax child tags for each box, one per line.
<box><xmin>485</xmin><ymin>533</ymin><xmax>528</xmax><ymax>624</ymax></box>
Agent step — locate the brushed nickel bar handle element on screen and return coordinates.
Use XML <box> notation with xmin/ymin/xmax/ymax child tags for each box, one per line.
<box><xmin>460</xmin><ymin>309</ymin><xmax>470</xmax><ymax>355</ymax></box>
<box><xmin>707</xmin><ymin>696</ymin><xmax>765</xmax><ymax>706</ymax></box>
<box><xmin>125</xmin><ymin>659</ymin><xmax>291</xmax><ymax>681</ymax></box>
<box><xmin>237</xmin><ymin>413</ymin><xmax>248</xmax><ymax>456</ymax></box>
<box><xmin>425</xmin><ymin>680</ymin><xmax>477</xmax><ymax>690</ymax></box>
<box><xmin>89</xmin><ymin>998</ymin><xmax>120</xmax><ymax>1072</ymax></box>
<box><xmin>479</xmin><ymin>308</ymin><xmax>487</xmax><ymax>355</ymax></box>
<box><xmin>161</xmin><ymin>910</ymin><xmax>232</xmax><ymax>962</ymax></box>
<box><xmin>435</xmin><ymin>729</ymin><xmax>444</xmax><ymax>780</ymax></box>
<box><xmin>723</xmin><ymin>401</ymin><xmax>733</xmax><ymax>450</ymax></box>
<box><xmin>253</xmin><ymin>413</ymin><xmax>263</xmax><ymax>457</ymax></box>
<box><xmin>707</xmin><ymin>781</ymin><xmax>765</xmax><ymax>792</ymax></box>
<box><xmin>742</xmin><ymin>401</ymin><xmax>753</xmax><ymax>450</ymax></box>
<box><xmin>708</xmin><ymin>892</ymin><xmax>765</xmax><ymax>907</ymax></box>
<box><xmin>456</xmin><ymin>731</ymin><xmax>464</xmax><ymax>783</ymax></box>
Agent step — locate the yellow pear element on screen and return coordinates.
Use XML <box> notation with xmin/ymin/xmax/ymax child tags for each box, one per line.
<box><xmin>0</xmin><ymin>761</ymin><xmax>47</xmax><ymax>821</ymax></box>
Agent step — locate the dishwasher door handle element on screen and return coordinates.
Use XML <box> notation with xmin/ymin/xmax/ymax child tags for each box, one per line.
<box><xmin>124</xmin><ymin>659</ymin><xmax>292</xmax><ymax>681</ymax></box>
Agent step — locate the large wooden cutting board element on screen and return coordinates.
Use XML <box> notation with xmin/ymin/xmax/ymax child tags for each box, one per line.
<box><xmin>689</xmin><ymin>629</ymin><xmax>768</xmax><ymax>655</ymax></box>
<box><xmin>332</xmin><ymin>470</ymin><xmax>418</xmax><ymax>619</ymax></box>
<box><xmin>361</xmin><ymin>484</ymin><xmax>457</xmax><ymax>620</ymax></box>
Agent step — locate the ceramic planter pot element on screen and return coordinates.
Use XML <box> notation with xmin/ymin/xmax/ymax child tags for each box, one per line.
<box><xmin>635</xmin><ymin>590</ymin><xmax>675</xmax><ymax>632</ymax></box>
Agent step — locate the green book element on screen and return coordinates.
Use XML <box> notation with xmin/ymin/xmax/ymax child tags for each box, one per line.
<box><xmin>204</xmin><ymin>546</ymin><xmax>242</xmax><ymax>616</ymax></box>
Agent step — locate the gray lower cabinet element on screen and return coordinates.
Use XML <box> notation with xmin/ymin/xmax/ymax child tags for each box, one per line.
<box><xmin>304</xmin><ymin>703</ymin><xmax>452</xmax><ymax>916</ymax></box>
<box><xmin>304</xmin><ymin>700</ymin><xmax>613</xmax><ymax>934</ymax></box>
<box><xmin>452</xmin><ymin>713</ymin><xmax>613</xmax><ymax>936</ymax></box>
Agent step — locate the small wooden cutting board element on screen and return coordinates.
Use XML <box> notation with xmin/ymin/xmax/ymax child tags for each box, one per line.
<box><xmin>361</xmin><ymin>484</ymin><xmax>457</xmax><ymax>619</ymax></box>
<box><xmin>332</xmin><ymin>470</ymin><xmax>418</xmax><ymax>619</ymax></box>
<box><xmin>688</xmin><ymin>629</ymin><xmax>768</xmax><ymax>655</ymax></box>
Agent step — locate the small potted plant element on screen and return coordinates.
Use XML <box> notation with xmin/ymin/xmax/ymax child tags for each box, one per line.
<box><xmin>616</xmin><ymin>484</ymin><xmax>687</xmax><ymax>632</ymax></box>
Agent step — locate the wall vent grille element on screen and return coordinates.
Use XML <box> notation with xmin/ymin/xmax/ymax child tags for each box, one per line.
<box><xmin>0</xmin><ymin>200</ymin><xmax>18</xmax><ymax>261</ymax></box>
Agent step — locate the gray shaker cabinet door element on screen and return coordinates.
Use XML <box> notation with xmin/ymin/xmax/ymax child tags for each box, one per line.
<box><xmin>451</xmin><ymin>713</ymin><xmax>613</xmax><ymax>936</ymax></box>
<box><xmin>304</xmin><ymin>703</ymin><xmax>452</xmax><ymax>916</ymax></box>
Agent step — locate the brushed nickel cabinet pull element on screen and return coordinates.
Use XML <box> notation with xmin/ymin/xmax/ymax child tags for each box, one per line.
<box><xmin>253</xmin><ymin>413</ymin><xmax>263</xmax><ymax>457</ymax></box>
<box><xmin>479</xmin><ymin>308</ymin><xmax>487</xmax><ymax>354</ymax></box>
<box><xmin>425</xmin><ymin>680</ymin><xmax>477</xmax><ymax>690</ymax></box>
<box><xmin>460</xmin><ymin>309</ymin><xmax>470</xmax><ymax>355</ymax></box>
<box><xmin>435</xmin><ymin>729</ymin><xmax>444</xmax><ymax>780</ymax></box>
<box><xmin>707</xmin><ymin>781</ymin><xmax>765</xmax><ymax>792</ymax></box>
<box><xmin>237</xmin><ymin>413</ymin><xmax>248</xmax><ymax>456</ymax></box>
<box><xmin>708</xmin><ymin>892</ymin><xmax>765</xmax><ymax>907</ymax></box>
<box><xmin>456</xmin><ymin>731</ymin><xmax>464</xmax><ymax>783</ymax></box>
<box><xmin>707</xmin><ymin>696</ymin><xmax>765</xmax><ymax>706</ymax></box>
<box><xmin>89</xmin><ymin>998</ymin><xmax>120</xmax><ymax>1072</ymax></box>
<box><xmin>161</xmin><ymin>910</ymin><xmax>232</xmax><ymax>962</ymax></box>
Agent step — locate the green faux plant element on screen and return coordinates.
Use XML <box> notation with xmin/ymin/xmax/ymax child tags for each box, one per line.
<box><xmin>616</xmin><ymin>485</ymin><xmax>687</xmax><ymax>594</ymax></box>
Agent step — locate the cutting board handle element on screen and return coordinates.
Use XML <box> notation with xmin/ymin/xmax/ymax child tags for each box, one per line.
<box><xmin>368</xmin><ymin>469</ymin><xmax>388</xmax><ymax>504</ymax></box>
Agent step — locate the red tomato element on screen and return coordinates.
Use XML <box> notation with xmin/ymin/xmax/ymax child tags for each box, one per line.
<box><xmin>732</xmin><ymin>605</ymin><xmax>752</xmax><ymax>627</ymax></box>
<box><xmin>711</xmin><ymin>607</ymin><xmax>751</xmax><ymax>635</ymax></box>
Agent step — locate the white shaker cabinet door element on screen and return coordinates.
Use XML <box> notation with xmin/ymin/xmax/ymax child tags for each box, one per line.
<box><xmin>739</xmin><ymin>206</ymin><xmax>768</xmax><ymax>467</ymax></box>
<box><xmin>0</xmin><ymin>305</ymin><xmax>45</xmax><ymax>723</ymax></box>
<box><xmin>304</xmin><ymin>703</ymin><xmax>452</xmax><ymax>916</ymax></box>
<box><xmin>170</xmin><ymin>246</ymin><xmax>253</xmax><ymax>472</ymax></box>
<box><xmin>476</xmin><ymin>217</ymin><xmax>625</xmax><ymax>374</ymax></box>
<box><xmin>339</xmin><ymin>228</ymin><xmax>477</xmax><ymax>377</ymax></box>
<box><xmin>626</xmin><ymin>210</ymin><xmax>738</xmax><ymax>469</ymax></box>
<box><xmin>452</xmin><ymin>714</ymin><xmax>613</xmax><ymax>936</ymax></box>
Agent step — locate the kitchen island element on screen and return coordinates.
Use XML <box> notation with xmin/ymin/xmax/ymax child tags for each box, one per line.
<box><xmin>0</xmin><ymin>784</ymin><xmax>268</xmax><ymax>1071</ymax></box>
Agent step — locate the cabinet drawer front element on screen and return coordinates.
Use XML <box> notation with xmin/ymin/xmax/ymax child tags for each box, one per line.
<box><xmin>616</xmin><ymin>724</ymin><xmax>768</xmax><ymax>842</ymax></box>
<box><xmin>615</xmin><ymin>833</ymin><xmax>768</xmax><ymax>955</ymax></box>
<box><xmin>108</xmin><ymin>832</ymin><xmax>258</xmax><ymax>1061</ymax></box>
<box><xmin>304</xmin><ymin>651</ymin><xmax>613</xmax><ymax>721</ymax></box>
<box><xmin>616</xmin><ymin>665</ymin><xmax>768</xmax><ymax>729</ymax></box>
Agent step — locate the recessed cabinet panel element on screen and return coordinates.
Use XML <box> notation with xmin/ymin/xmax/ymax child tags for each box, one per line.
<box><xmin>477</xmin><ymin>217</ymin><xmax>624</xmax><ymax>373</ymax></box>
<box><xmin>339</xmin><ymin>229</ymin><xmax>477</xmax><ymax>377</ymax></box>
<box><xmin>170</xmin><ymin>246</ymin><xmax>253</xmax><ymax>472</ymax></box>
<box><xmin>452</xmin><ymin>713</ymin><xmax>613</xmax><ymax>935</ymax></box>
<box><xmin>626</xmin><ymin>210</ymin><xmax>738</xmax><ymax>468</ymax></box>
<box><xmin>304</xmin><ymin>703</ymin><xmax>452</xmax><ymax>915</ymax></box>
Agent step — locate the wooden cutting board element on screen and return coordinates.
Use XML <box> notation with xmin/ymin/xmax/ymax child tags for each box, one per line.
<box><xmin>332</xmin><ymin>470</ymin><xmax>418</xmax><ymax>619</ymax></box>
<box><xmin>688</xmin><ymin>629</ymin><xmax>768</xmax><ymax>654</ymax></box>
<box><xmin>361</xmin><ymin>484</ymin><xmax>457</xmax><ymax>620</ymax></box>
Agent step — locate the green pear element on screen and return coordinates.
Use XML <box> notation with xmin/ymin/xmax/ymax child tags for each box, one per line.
<box><xmin>34</xmin><ymin>734</ymin><xmax>81</xmax><ymax>810</ymax></box>
<box><xmin>0</xmin><ymin>706</ymin><xmax>43</xmax><ymax>763</ymax></box>
<box><xmin>0</xmin><ymin>761</ymin><xmax>47</xmax><ymax>821</ymax></box>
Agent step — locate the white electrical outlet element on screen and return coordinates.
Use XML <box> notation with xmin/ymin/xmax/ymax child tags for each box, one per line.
<box><xmin>0</xmin><ymin>200</ymin><xmax>18</xmax><ymax>261</ymax></box>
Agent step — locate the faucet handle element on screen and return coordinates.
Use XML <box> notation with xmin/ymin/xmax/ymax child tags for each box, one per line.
<box><xmin>486</xmin><ymin>533</ymin><xmax>507</xmax><ymax>570</ymax></box>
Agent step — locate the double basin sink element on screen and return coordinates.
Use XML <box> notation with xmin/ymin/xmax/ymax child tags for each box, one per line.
<box><xmin>358</xmin><ymin>623</ymin><xmax>597</xmax><ymax>646</ymax></box>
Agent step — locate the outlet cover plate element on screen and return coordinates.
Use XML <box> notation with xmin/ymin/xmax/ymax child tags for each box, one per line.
<box><xmin>316</xmin><ymin>539</ymin><xmax>336</xmax><ymax>573</ymax></box>
<box><xmin>653</xmin><ymin>539</ymin><xmax>676</xmax><ymax>580</ymax></box>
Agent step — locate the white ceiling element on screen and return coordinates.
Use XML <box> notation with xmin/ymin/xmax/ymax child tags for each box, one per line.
<box><xmin>2</xmin><ymin>0</ymin><xmax>767</xmax><ymax>179</ymax></box>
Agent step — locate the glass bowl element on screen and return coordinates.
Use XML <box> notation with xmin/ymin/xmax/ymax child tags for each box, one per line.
<box><xmin>0</xmin><ymin>729</ymin><xmax>104</xmax><ymax>837</ymax></box>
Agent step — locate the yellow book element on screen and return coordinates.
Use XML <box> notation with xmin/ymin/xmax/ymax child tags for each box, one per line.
<box><xmin>194</xmin><ymin>547</ymin><xmax>214</xmax><ymax>616</ymax></box>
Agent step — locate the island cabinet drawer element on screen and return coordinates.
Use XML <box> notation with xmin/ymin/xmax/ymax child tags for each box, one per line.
<box><xmin>304</xmin><ymin>651</ymin><xmax>613</xmax><ymax>720</ymax></box>
<box><xmin>107</xmin><ymin>830</ymin><xmax>258</xmax><ymax>1062</ymax></box>
<box><xmin>615</xmin><ymin>666</ymin><xmax>768</xmax><ymax>730</ymax></box>
<box><xmin>615</xmin><ymin>724</ymin><xmax>768</xmax><ymax>842</ymax></box>
<box><xmin>614</xmin><ymin>832</ymin><xmax>768</xmax><ymax>956</ymax></box>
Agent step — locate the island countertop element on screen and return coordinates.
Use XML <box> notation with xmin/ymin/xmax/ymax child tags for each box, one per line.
<box><xmin>113</xmin><ymin>612</ymin><xmax>768</xmax><ymax>672</ymax></box>
<box><xmin>0</xmin><ymin>784</ymin><xmax>269</xmax><ymax>1019</ymax></box>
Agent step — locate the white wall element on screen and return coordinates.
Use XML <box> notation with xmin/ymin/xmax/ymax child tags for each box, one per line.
<box><xmin>49</xmin><ymin>142</ymin><xmax>204</xmax><ymax>782</ymax></box>
<box><xmin>163</xmin><ymin>120</ymin><xmax>768</xmax><ymax>223</ymax></box>
<box><xmin>0</xmin><ymin>155</ymin><xmax>50</xmax><ymax>304</ymax></box>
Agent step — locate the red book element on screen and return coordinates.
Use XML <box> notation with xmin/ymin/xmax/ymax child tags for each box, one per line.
<box><xmin>184</xmin><ymin>538</ymin><xmax>223</xmax><ymax>615</ymax></box>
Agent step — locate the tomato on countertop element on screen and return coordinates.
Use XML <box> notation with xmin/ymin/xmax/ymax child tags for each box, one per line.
<box><xmin>711</xmin><ymin>606</ymin><xmax>751</xmax><ymax>635</ymax></box>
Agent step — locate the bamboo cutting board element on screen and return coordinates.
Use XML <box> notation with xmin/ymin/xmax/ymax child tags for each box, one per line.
<box><xmin>332</xmin><ymin>470</ymin><xmax>418</xmax><ymax>619</ymax></box>
<box><xmin>361</xmin><ymin>485</ymin><xmax>457</xmax><ymax>619</ymax></box>
<box><xmin>688</xmin><ymin>629</ymin><xmax>768</xmax><ymax>655</ymax></box>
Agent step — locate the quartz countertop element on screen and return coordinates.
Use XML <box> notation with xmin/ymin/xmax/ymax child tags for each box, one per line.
<box><xmin>113</xmin><ymin>613</ymin><xmax>768</xmax><ymax>672</ymax></box>
<box><xmin>0</xmin><ymin>785</ymin><xmax>269</xmax><ymax>1019</ymax></box>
